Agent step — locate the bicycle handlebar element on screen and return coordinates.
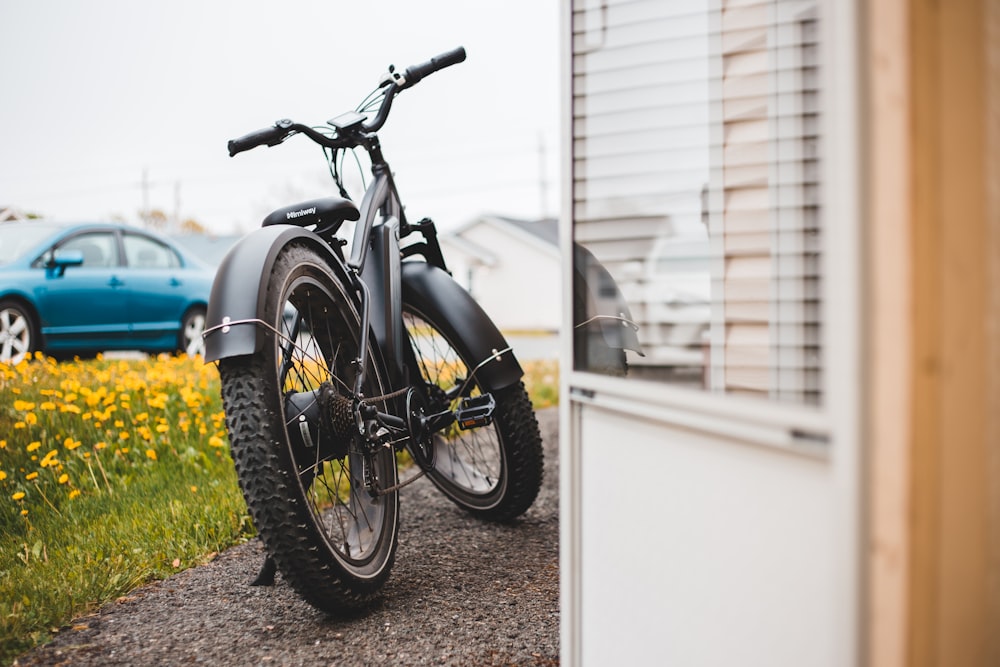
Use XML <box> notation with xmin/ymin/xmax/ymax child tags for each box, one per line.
<box><xmin>227</xmin><ymin>119</ymin><xmax>294</xmax><ymax>157</ymax></box>
<box><xmin>227</xmin><ymin>47</ymin><xmax>466</xmax><ymax>157</ymax></box>
<box><xmin>400</xmin><ymin>46</ymin><xmax>466</xmax><ymax>90</ymax></box>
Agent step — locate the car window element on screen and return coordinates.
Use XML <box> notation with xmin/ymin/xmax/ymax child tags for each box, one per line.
<box><xmin>56</xmin><ymin>232</ymin><xmax>119</xmax><ymax>268</ymax></box>
<box><xmin>122</xmin><ymin>234</ymin><xmax>181</xmax><ymax>269</ymax></box>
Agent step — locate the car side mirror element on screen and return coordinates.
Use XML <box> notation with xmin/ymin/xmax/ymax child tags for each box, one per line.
<box><xmin>46</xmin><ymin>249</ymin><xmax>84</xmax><ymax>277</ymax></box>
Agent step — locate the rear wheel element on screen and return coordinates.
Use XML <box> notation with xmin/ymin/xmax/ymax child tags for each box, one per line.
<box><xmin>0</xmin><ymin>300</ymin><xmax>37</xmax><ymax>364</ymax></box>
<box><xmin>403</xmin><ymin>306</ymin><xmax>543</xmax><ymax>521</ymax></box>
<box><xmin>218</xmin><ymin>243</ymin><xmax>398</xmax><ymax>613</ymax></box>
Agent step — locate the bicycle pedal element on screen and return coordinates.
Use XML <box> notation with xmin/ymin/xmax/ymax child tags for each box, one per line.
<box><xmin>455</xmin><ymin>394</ymin><xmax>496</xmax><ymax>429</ymax></box>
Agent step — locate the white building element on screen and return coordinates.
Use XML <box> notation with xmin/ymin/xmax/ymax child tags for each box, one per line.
<box><xmin>440</xmin><ymin>215</ymin><xmax>561</xmax><ymax>332</ymax></box>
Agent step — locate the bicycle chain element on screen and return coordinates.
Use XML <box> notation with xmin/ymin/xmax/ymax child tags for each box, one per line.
<box><xmin>375</xmin><ymin>467</ymin><xmax>427</xmax><ymax>496</ymax></box>
<box><xmin>360</xmin><ymin>386</ymin><xmax>410</xmax><ymax>404</ymax></box>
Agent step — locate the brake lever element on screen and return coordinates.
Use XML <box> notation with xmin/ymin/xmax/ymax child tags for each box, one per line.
<box><xmin>378</xmin><ymin>65</ymin><xmax>402</xmax><ymax>89</ymax></box>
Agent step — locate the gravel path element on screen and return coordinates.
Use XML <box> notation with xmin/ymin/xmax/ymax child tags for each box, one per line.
<box><xmin>15</xmin><ymin>408</ymin><xmax>560</xmax><ymax>667</ymax></box>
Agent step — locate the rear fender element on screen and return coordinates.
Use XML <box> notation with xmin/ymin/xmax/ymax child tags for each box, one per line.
<box><xmin>203</xmin><ymin>225</ymin><xmax>351</xmax><ymax>362</ymax></box>
<box><xmin>401</xmin><ymin>262</ymin><xmax>523</xmax><ymax>393</ymax></box>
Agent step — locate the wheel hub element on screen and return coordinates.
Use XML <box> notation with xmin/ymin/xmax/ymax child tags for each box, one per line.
<box><xmin>406</xmin><ymin>388</ymin><xmax>435</xmax><ymax>471</ymax></box>
<box><xmin>285</xmin><ymin>383</ymin><xmax>356</xmax><ymax>461</ymax></box>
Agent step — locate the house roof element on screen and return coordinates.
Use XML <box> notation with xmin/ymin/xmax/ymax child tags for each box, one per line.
<box><xmin>0</xmin><ymin>207</ymin><xmax>29</xmax><ymax>223</ymax></box>
<box><xmin>494</xmin><ymin>216</ymin><xmax>559</xmax><ymax>248</ymax></box>
<box><xmin>441</xmin><ymin>215</ymin><xmax>559</xmax><ymax>265</ymax></box>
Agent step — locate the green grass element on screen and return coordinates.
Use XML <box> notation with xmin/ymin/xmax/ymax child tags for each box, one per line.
<box><xmin>0</xmin><ymin>354</ymin><xmax>559</xmax><ymax>664</ymax></box>
<box><xmin>0</xmin><ymin>354</ymin><xmax>251</xmax><ymax>664</ymax></box>
<box><xmin>521</xmin><ymin>359</ymin><xmax>559</xmax><ymax>409</ymax></box>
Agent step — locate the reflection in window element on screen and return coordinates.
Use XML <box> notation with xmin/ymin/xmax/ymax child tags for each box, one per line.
<box><xmin>571</xmin><ymin>0</ymin><xmax>823</xmax><ymax>405</ymax></box>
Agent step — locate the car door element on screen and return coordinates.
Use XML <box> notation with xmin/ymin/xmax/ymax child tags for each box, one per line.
<box><xmin>121</xmin><ymin>232</ymin><xmax>188</xmax><ymax>346</ymax></box>
<box><xmin>34</xmin><ymin>230</ymin><xmax>131</xmax><ymax>347</ymax></box>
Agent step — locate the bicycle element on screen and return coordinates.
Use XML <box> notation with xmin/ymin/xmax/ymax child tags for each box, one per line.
<box><xmin>202</xmin><ymin>47</ymin><xmax>544</xmax><ymax>614</ymax></box>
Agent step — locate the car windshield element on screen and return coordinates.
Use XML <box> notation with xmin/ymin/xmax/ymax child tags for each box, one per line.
<box><xmin>0</xmin><ymin>224</ymin><xmax>60</xmax><ymax>265</ymax></box>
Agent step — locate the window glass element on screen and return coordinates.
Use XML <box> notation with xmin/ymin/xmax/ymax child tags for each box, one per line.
<box><xmin>57</xmin><ymin>232</ymin><xmax>119</xmax><ymax>268</ymax></box>
<box><xmin>0</xmin><ymin>224</ymin><xmax>61</xmax><ymax>265</ymax></box>
<box><xmin>123</xmin><ymin>234</ymin><xmax>180</xmax><ymax>269</ymax></box>
<box><xmin>571</xmin><ymin>0</ymin><xmax>823</xmax><ymax>405</ymax></box>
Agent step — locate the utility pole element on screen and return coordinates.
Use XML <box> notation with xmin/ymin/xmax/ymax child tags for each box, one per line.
<box><xmin>538</xmin><ymin>133</ymin><xmax>550</xmax><ymax>220</ymax></box>
<box><xmin>174</xmin><ymin>181</ymin><xmax>181</xmax><ymax>233</ymax></box>
<box><xmin>141</xmin><ymin>167</ymin><xmax>150</xmax><ymax>227</ymax></box>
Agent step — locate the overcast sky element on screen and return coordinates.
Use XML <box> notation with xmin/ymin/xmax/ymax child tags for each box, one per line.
<box><xmin>0</xmin><ymin>1</ymin><xmax>560</xmax><ymax>235</ymax></box>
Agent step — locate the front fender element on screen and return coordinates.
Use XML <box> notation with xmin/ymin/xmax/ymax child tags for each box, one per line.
<box><xmin>203</xmin><ymin>225</ymin><xmax>349</xmax><ymax>362</ymax></box>
<box><xmin>401</xmin><ymin>262</ymin><xmax>523</xmax><ymax>392</ymax></box>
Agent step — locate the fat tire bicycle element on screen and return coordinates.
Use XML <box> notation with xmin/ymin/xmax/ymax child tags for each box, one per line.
<box><xmin>202</xmin><ymin>47</ymin><xmax>544</xmax><ymax>614</ymax></box>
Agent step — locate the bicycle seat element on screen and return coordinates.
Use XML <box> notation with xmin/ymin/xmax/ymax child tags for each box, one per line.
<box><xmin>262</xmin><ymin>197</ymin><xmax>360</xmax><ymax>237</ymax></box>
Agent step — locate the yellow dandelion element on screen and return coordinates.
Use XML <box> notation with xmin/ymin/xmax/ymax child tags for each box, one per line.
<box><xmin>0</xmin><ymin>471</ymin><xmax>6</xmax><ymax>481</ymax></box>
<box><xmin>20</xmin><ymin>509</ymin><xmax>28</xmax><ymax>516</ymax></box>
<box><xmin>58</xmin><ymin>474</ymin><xmax>69</xmax><ymax>484</ymax></box>
<box><xmin>14</xmin><ymin>422</ymin><xmax>25</xmax><ymax>430</ymax></box>
<box><xmin>40</xmin><ymin>401</ymin><xmax>56</xmax><ymax>411</ymax></box>
<box><xmin>0</xmin><ymin>440</ymin><xmax>6</xmax><ymax>449</ymax></box>
<box><xmin>66</xmin><ymin>439</ymin><xmax>82</xmax><ymax>451</ymax></box>
<box><xmin>208</xmin><ymin>435</ymin><xmax>226</xmax><ymax>448</ymax></box>
<box><xmin>120</xmin><ymin>447</ymin><xmax>130</xmax><ymax>454</ymax></box>
<box><xmin>13</xmin><ymin>400</ymin><xmax>35</xmax><ymax>411</ymax></box>
<box><xmin>135</xmin><ymin>412</ymin><xmax>149</xmax><ymax>423</ymax></box>
<box><xmin>145</xmin><ymin>449</ymin><xmax>157</xmax><ymax>461</ymax></box>
<box><xmin>26</xmin><ymin>441</ymin><xmax>41</xmax><ymax>452</ymax></box>
<box><xmin>114</xmin><ymin>420</ymin><xmax>125</xmax><ymax>428</ymax></box>
<box><xmin>24</xmin><ymin>413</ymin><xmax>37</xmax><ymax>426</ymax></box>
<box><xmin>69</xmin><ymin>489</ymin><xmax>81</xmax><ymax>499</ymax></box>
<box><xmin>119</xmin><ymin>432</ymin><xmax>130</xmax><ymax>441</ymax></box>
<box><xmin>25</xmin><ymin>472</ymin><xmax>38</xmax><ymax>481</ymax></box>
<box><xmin>94</xmin><ymin>441</ymin><xmax>108</xmax><ymax>450</ymax></box>
<box><xmin>190</xmin><ymin>486</ymin><xmax>198</xmax><ymax>493</ymax></box>
<box><xmin>12</xmin><ymin>492</ymin><xmax>25</xmax><ymax>501</ymax></box>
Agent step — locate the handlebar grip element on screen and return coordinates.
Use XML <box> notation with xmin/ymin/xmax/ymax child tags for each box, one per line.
<box><xmin>227</xmin><ymin>122</ymin><xmax>291</xmax><ymax>157</ymax></box>
<box><xmin>403</xmin><ymin>46</ymin><xmax>466</xmax><ymax>88</ymax></box>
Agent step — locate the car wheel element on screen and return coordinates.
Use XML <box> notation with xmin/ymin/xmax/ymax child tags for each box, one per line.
<box><xmin>179</xmin><ymin>306</ymin><xmax>206</xmax><ymax>357</ymax></box>
<box><xmin>0</xmin><ymin>300</ymin><xmax>38</xmax><ymax>365</ymax></box>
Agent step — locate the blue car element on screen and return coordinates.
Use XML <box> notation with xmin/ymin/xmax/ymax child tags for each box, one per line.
<box><xmin>0</xmin><ymin>221</ymin><xmax>215</xmax><ymax>364</ymax></box>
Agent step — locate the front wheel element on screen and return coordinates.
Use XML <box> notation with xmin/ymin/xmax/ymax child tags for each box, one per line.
<box><xmin>403</xmin><ymin>306</ymin><xmax>543</xmax><ymax>521</ymax></box>
<box><xmin>218</xmin><ymin>243</ymin><xmax>399</xmax><ymax>614</ymax></box>
<box><xmin>0</xmin><ymin>300</ymin><xmax>38</xmax><ymax>365</ymax></box>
